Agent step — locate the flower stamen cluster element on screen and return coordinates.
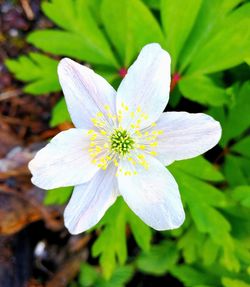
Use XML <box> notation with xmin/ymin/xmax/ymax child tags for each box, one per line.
<box><xmin>87</xmin><ymin>103</ymin><xmax>163</xmax><ymax>175</ymax></box>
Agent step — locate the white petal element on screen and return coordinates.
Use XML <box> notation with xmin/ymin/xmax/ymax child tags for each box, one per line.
<box><xmin>64</xmin><ymin>164</ymin><xmax>118</xmax><ymax>234</ymax></box>
<box><xmin>150</xmin><ymin>112</ymin><xmax>222</xmax><ymax>165</ymax></box>
<box><xmin>29</xmin><ymin>129</ymin><xmax>99</xmax><ymax>189</ymax></box>
<box><xmin>116</xmin><ymin>43</ymin><xmax>171</xmax><ymax>130</ymax></box>
<box><xmin>58</xmin><ymin>58</ymin><xmax>117</xmax><ymax>129</ymax></box>
<box><xmin>118</xmin><ymin>154</ymin><xmax>185</xmax><ymax>230</ymax></box>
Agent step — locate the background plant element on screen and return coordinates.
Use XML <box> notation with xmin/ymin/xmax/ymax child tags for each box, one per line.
<box><xmin>6</xmin><ymin>0</ymin><xmax>250</xmax><ymax>286</ymax></box>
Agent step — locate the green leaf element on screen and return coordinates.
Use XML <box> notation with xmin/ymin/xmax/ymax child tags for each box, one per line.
<box><xmin>170</xmin><ymin>165</ymin><xmax>230</xmax><ymax>236</ymax></box>
<box><xmin>169</xmin><ymin>167</ymin><xmax>227</xmax><ymax>210</ymax></box>
<box><xmin>79</xmin><ymin>264</ymin><xmax>134</xmax><ymax>287</ymax></box>
<box><xmin>179</xmin><ymin>75</ymin><xmax>230</xmax><ymax>106</ymax></box>
<box><xmin>50</xmin><ymin>98</ymin><xmax>71</xmax><ymax>127</ymax></box>
<box><xmin>101</xmin><ymin>0</ymin><xmax>165</xmax><ymax>66</ymax></box>
<box><xmin>222</xmin><ymin>277</ymin><xmax>250</xmax><ymax>287</ymax></box>
<box><xmin>210</xmin><ymin>82</ymin><xmax>250</xmax><ymax>146</ymax></box>
<box><xmin>92</xmin><ymin>198</ymin><xmax>152</xmax><ymax>279</ymax></box>
<box><xmin>161</xmin><ymin>0</ymin><xmax>202</xmax><ymax>71</ymax></box>
<box><xmin>169</xmin><ymin>163</ymin><xmax>241</xmax><ymax>272</ymax></box>
<box><xmin>178</xmin><ymin>225</ymin><xmax>229</xmax><ymax>268</ymax></box>
<box><xmin>231</xmin><ymin>186</ymin><xmax>250</xmax><ymax>208</ymax></box>
<box><xmin>127</xmin><ymin>210</ymin><xmax>152</xmax><ymax>252</ymax></box>
<box><xmin>245</xmin><ymin>57</ymin><xmax>250</xmax><ymax>65</ymax></box>
<box><xmin>5</xmin><ymin>53</ymin><xmax>60</xmax><ymax>95</ymax></box>
<box><xmin>231</xmin><ymin>136</ymin><xmax>250</xmax><ymax>159</ymax></box>
<box><xmin>137</xmin><ymin>240</ymin><xmax>179</xmax><ymax>275</ymax></box>
<box><xmin>31</xmin><ymin>0</ymin><xmax>118</xmax><ymax>67</ymax></box>
<box><xmin>142</xmin><ymin>0</ymin><xmax>160</xmax><ymax>9</ymax></box>
<box><xmin>170</xmin><ymin>156</ymin><xmax>225</xmax><ymax>183</ymax></box>
<box><xmin>178</xmin><ymin>226</ymin><xmax>205</xmax><ymax>264</ymax></box>
<box><xmin>44</xmin><ymin>186</ymin><xmax>73</xmax><ymax>205</ymax></box>
<box><xmin>179</xmin><ymin>0</ymin><xmax>243</xmax><ymax>72</ymax></box>
<box><xmin>28</xmin><ymin>30</ymin><xmax>113</xmax><ymax>66</ymax></box>
<box><xmin>42</xmin><ymin>0</ymin><xmax>77</xmax><ymax>31</ymax></box>
<box><xmin>170</xmin><ymin>265</ymin><xmax>219</xmax><ymax>286</ymax></box>
<box><xmin>224</xmin><ymin>155</ymin><xmax>250</xmax><ymax>187</ymax></box>
<box><xmin>202</xmin><ymin>237</ymin><xmax>220</xmax><ymax>266</ymax></box>
<box><xmin>188</xmin><ymin>3</ymin><xmax>250</xmax><ymax>74</ymax></box>
<box><xmin>96</xmin><ymin>265</ymin><xmax>134</xmax><ymax>287</ymax></box>
<box><xmin>94</xmin><ymin>67</ymin><xmax>120</xmax><ymax>86</ymax></box>
<box><xmin>92</xmin><ymin>200</ymin><xmax>127</xmax><ymax>279</ymax></box>
<box><xmin>79</xmin><ymin>264</ymin><xmax>99</xmax><ymax>287</ymax></box>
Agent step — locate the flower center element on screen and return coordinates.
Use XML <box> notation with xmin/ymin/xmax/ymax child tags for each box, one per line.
<box><xmin>110</xmin><ymin>129</ymin><xmax>134</xmax><ymax>156</ymax></box>
<box><xmin>87</xmin><ymin>105</ymin><xmax>164</xmax><ymax>174</ymax></box>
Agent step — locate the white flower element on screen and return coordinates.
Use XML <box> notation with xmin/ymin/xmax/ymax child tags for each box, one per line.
<box><xmin>29</xmin><ymin>43</ymin><xmax>222</xmax><ymax>235</ymax></box>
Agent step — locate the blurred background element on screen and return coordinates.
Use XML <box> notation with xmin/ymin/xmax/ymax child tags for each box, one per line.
<box><xmin>0</xmin><ymin>0</ymin><xmax>250</xmax><ymax>286</ymax></box>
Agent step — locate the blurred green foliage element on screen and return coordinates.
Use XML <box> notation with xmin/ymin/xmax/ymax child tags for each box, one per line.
<box><xmin>6</xmin><ymin>0</ymin><xmax>250</xmax><ymax>286</ymax></box>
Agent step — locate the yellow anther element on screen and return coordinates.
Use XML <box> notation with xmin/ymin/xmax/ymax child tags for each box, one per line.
<box><xmin>97</xmin><ymin>112</ymin><xmax>104</xmax><ymax>117</ymax></box>
<box><xmin>100</xmin><ymin>158</ymin><xmax>107</xmax><ymax>164</ymax></box>
<box><xmin>150</xmin><ymin>142</ymin><xmax>158</xmax><ymax>147</ymax></box>
<box><xmin>121</xmin><ymin>102</ymin><xmax>129</xmax><ymax>111</ymax></box>
<box><xmin>137</xmin><ymin>106</ymin><xmax>142</xmax><ymax>113</ymax></box>
<box><xmin>100</xmin><ymin>130</ymin><xmax>107</xmax><ymax>135</ymax></box>
<box><xmin>104</xmin><ymin>105</ymin><xmax>110</xmax><ymax>110</ymax></box>
<box><xmin>130</xmin><ymin>112</ymin><xmax>135</xmax><ymax>118</ymax></box>
<box><xmin>138</xmin><ymin>154</ymin><xmax>145</xmax><ymax>160</ymax></box>
<box><xmin>135</xmin><ymin>130</ymin><xmax>142</xmax><ymax>137</ymax></box>
<box><xmin>139</xmin><ymin>145</ymin><xmax>145</xmax><ymax>150</ymax></box>
<box><xmin>95</xmin><ymin>146</ymin><xmax>102</xmax><ymax>152</ymax></box>
<box><xmin>150</xmin><ymin>151</ymin><xmax>157</xmax><ymax>156</ymax></box>
<box><xmin>124</xmin><ymin>171</ymin><xmax>132</xmax><ymax>176</ymax></box>
<box><xmin>90</xmin><ymin>134</ymin><xmax>97</xmax><ymax>140</ymax></box>
<box><xmin>88</xmin><ymin>129</ymin><xmax>95</xmax><ymax>134</ymax></box>
<box><xmin>136</xmin><ymin>119</ymin><xmax>141</xmax><ymax>125</ymax></box>
<box><xmin>152</xmin><ymin>130</ymin><xmax>160</xmax><ymax>135</ymax></box>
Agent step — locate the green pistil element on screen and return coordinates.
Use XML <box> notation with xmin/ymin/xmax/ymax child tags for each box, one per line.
<box><xmin>110</xmin><ymin>129</ymin><xmax>134</xmax><ymax>156</ymax></box>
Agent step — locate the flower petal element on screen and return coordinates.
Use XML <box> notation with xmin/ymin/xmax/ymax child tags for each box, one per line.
<box><xmin>116</xmin><ymin>43</ymin><xmax>171</xmax><ymax>130</ymax></box>
<box><xmin>58</xmin><ymin>58</ymin><xmax>117</xmax><ymax>129</ymax></box>
<box><xmin>118</xmin><ymin>154</ymin><xmax>185</xmax><ymax>230</ymax></box>
<box><xmin>149</xmin><ymin>112</ymin><xmax>222</xmax><ymax>165</ymax></box>
<box><xmin>29</xmin><ymin>129</ymin><xmax>99</xmax><ymax>189</ymax></box>
<box><xmin>64</xmin><ymin>164</ymin><xmax>118</xmax><ymax>234</ymax></box>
